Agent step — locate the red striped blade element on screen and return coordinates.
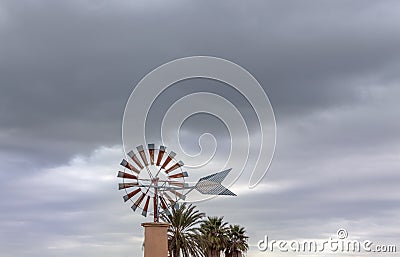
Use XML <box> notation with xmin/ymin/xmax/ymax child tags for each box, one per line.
<box><xmin>161</xmin><ymin>151</ymin><xmax>176</xmax><ymax>169</ymax></box>
<box><xmin>170</xmin><ymin>189</ymin><xmax>186</xmax><ymax>200</ymax></box>
<box><xmin>148</xmin><ymin>144</ymin><xmax>155</xmax><ymax>165</ymax></box>
<box><xmin>156</xmin><ymin>146</ymin><xmax>166</xmax><ymax>166</ymax></box>
<box><xmin>159</xmin><ymin>195</ymin><xmax>168</xmax><ymax>209</ymax></box>
<box><xmin>165</xmin><ymin>160</ymin><xmax>183</xmax><ymax>174</ymax></box>
<box><xmin>163</xmin><ymin>192</ymin><xmax>176</xmax><ymax>204</ymax></box>
<box><xmin>139</xmin><ymin>151</ymin><xmax>148</xmax><ymax>166</ymax></box>
<box><xmin>120</xmin><ymin>159</ymin><xmax>140</xmax><ymax>174</ymax></box>
<box><xmin>167</xmin><ymin>181</ymin><xmax>186</xmax><ymax>188</ymax></box>
<box><xmin>159</xmin><ymin>196</ymin><xmax>171</xmax><ymax>216</ymax></box>
<box><xmin>141</xmin><ymin>195</ymin><xmax>151</xmax><ymax>217</ymax></box>
<box><xmin>137</xmin><ymin>145</ymin><xmax>149</xmax><ymax>166</ymax></box>
<box><xmin>119</xmin><ymin>182</ymin><xmax>139</xmax><ymax>190</ymax></box>
<box><xmin>132</xmin><ymin>193</ymin><xmax>146</xmax><ymax>211</ymax></box>
<box><xmin>123</xmin><ymin>188</ymin><xmax>141</xmax><ymax>202</ymax></box>
<box><xmin>168</xmin><ymin>172</ymin><xmax>188</xmax><ymax>179</ymax></box>
<box><xmin>127</xmin><ymin>151</ymin><xmax>144</xmax><ymax>169</ymax></box>
<box><xmin>117</xmin><ymin>171</ymin><xmax>138</xmax><ymax>180</ymax></box>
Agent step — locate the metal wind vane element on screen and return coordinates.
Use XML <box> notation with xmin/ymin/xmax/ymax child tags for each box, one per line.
<box><xmin>117</xmin><ymin>143</ymin><xmax>236</xmax><ymax>222</ymax></box>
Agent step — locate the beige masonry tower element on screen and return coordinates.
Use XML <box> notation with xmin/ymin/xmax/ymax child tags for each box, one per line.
<box><xmin>141</xmin><ymin>222</ymin><xmax>169</xmax><ymax>257</ymax></box>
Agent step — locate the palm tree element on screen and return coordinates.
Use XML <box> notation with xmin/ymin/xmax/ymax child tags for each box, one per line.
<box><xmin>199</xmin><ymin>216</ymin><xmax>228</xmax><ymax>257</ymax></box>
<box><xmin>161</xmin><ymin>203</ymin><xmax>205</xmax><ymax>257</ymax></box>
<box><xmin>224</xmin><ymin>225</ymin><xmax>249</xmax><ymax>257</ymax></box>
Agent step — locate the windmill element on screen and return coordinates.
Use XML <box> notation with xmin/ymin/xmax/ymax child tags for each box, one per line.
<box><xmin>117</xmin><ymin>143</ymin><xmax>235</xmax><ymax>222</ymax></box>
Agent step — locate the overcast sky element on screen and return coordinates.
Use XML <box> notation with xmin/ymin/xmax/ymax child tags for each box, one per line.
<box><xmin>1</xmin><ymin>1</ymin><xmax>400</xmax><ymax>256</ymax></box>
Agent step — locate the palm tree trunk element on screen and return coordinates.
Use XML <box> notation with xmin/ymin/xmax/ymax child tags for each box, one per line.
<box><xmin>210</xmin><ymin>249</ymin><xmax>220</xmax><ymax>257</ymax></box>
<box><xmin>173</xmin><ymin>247</ymin><xmax>180</xmax><ymax>257</ymax></box>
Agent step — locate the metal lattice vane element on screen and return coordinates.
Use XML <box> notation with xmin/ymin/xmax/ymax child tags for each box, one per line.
<box><xmin>117</xmin><ymin>143</ymin><xmax>235</xmax><ymax>222</ymax></box>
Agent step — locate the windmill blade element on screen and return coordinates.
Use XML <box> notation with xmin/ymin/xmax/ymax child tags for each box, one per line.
<box><xmin>159</xmin><ymin>196</ymin><xmax>171</xmax><ymax>216</ymax></box>
<box><xmin>119</xmin><ymin>182</ymin><xmax>139</xmax><ymax>190</ymax></box>
<box><xmin>137</xmin><ymin>145</ymin><xmax>149</xmax><ymax>166</ymax></box>
<box><xmin>148</xmin><ymin>144</ymin><xmax>155</xmax><ymax>165</ymax></box>
<box><xmin>167</xmin><ymin>181</ymin><xmax>188</xmax><ymax>188</ymax></box>
<box><xmin>127</xmin><ymin>150</ymin><xmax>144</xmax><ymax>169</ymax></box>
<box><xmin>168</xmin><ymin>171</ymin><xmax>188</xmax><ymax>179</ymax></box>
<box><xmin>156</xmin><ymin>145</ymin><xmax>166</xmax><ymax>166</ymax></box>
<box><xmin>160</xmin><ymin>151</ymin><xmax>176</xmax><ymax>169</ymax></box>
<box><xmin>132</xmin><ymin>193</ymin><xmax>146</xmax><ymax>211</ymax></box>
<box><xmin>195</xmin><ymin>169</ymin><xmax>236</xmax><ymax>196</ymax></box>
<box><xmin>165</xmin><ymin>161</ymin><xmax>184</xmax><ymax>174</ymax></box>
<box><xmin>120</xmin><ymin>159</ymin><xmax>140</xmax><ymax>174</ymax></box>
<box><xmin>117</xmin><ymin>171</ymin><xmax>138</xmax><ymax>180</ymax></box>
<box><xmin>169</xmin><ymin>188</ymin><xmax>186</xmax><ymax>200</ymax></box>
<box><xmin>141</xmin><ymin>195</ymin><xmax>151</xmax><ymax>217</ymax></box>
<box><xmin>123</xmin><ymin>188</ymin><xmax>141</xmax><ymax>202</ymax></box>
<box><xmin>163</xmin><ymin>192</ymin><xmax>178</xmax><ymax>209</ymax></box>
<box><xmin>163</xmin><ymin>192</ymin><xmax>174</xmax><ymax>202</ymax></box>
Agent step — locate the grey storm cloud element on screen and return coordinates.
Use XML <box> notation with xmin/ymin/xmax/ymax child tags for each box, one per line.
<box><xmin>1</xmin><ymin>0</ymin><xmax>400</xmax><ymax>257</ymax></box>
